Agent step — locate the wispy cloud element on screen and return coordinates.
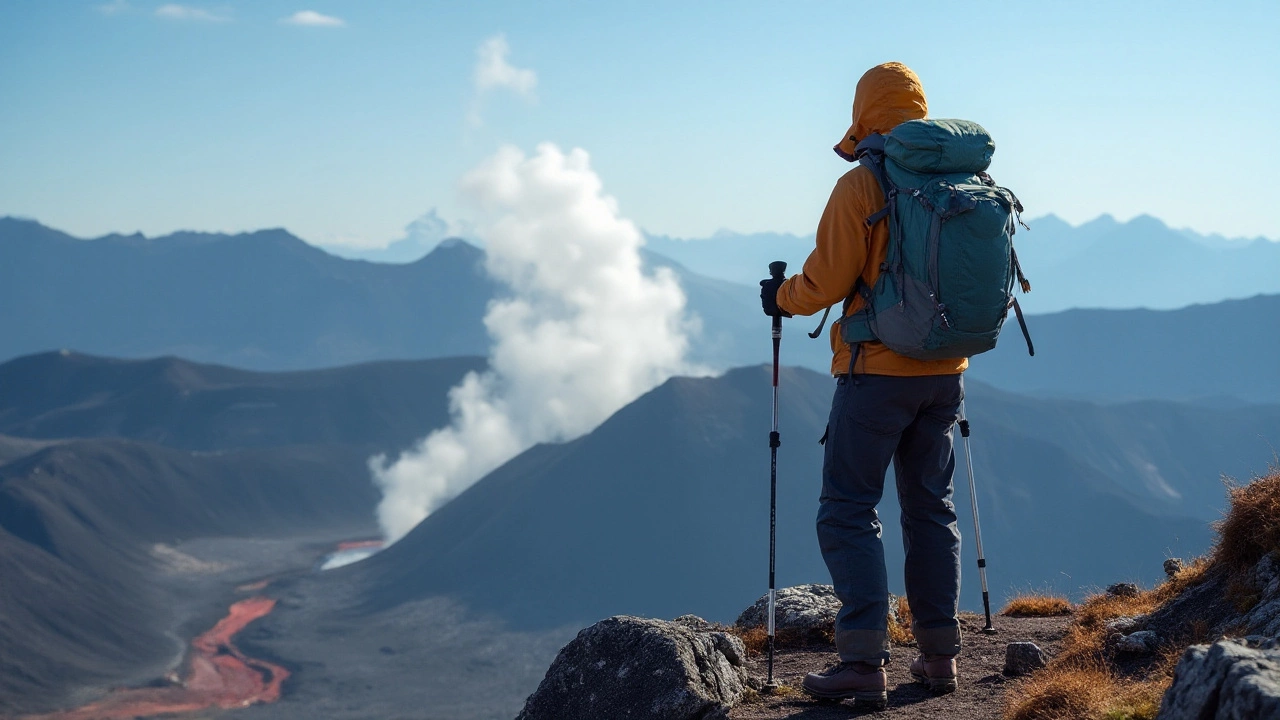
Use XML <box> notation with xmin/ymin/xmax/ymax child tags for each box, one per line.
<box><xmin>97</xmin><ymin>0</ymin><xmax>131</xmax><ymax>15</ymax></box>
<box><xmin>468</xmin><ymin>34</ymin><xmax>537</xmax><ymax>127</ymax></box>
<box><xmin>280</xmin><ymin>10</ymin><xmax>345</xmax><ymax>27</ymax></box>
<box><xmin>474</xmin><ymin>34</ymin><xmax>537</xmax><ymax>97</ymax></box>
<box><xmin>155</xmin><ymin>4</ymin><xmax>231</xmax><ymax>22</ymax></box>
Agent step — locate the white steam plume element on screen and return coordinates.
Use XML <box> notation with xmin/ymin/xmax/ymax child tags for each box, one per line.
<box><xmin>372</xmin><ymin>143</ymin><xmax>700</xmax><ymax>543</ymax></box>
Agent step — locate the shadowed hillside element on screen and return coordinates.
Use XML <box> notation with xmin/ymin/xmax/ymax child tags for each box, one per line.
<box><xmin>339</xmin><ymin>366</ymin><xmax>1272</xmax><ymax>631</ymax></box>
<box><xmin>968</xmin><ymin>294</ymin><xmax>1280</xmax><ymax>404</ymax></box>
<box><xmin>0</xmin><ymin>350</ymin><xmax>484</xmax><ymax>453</ymax></box>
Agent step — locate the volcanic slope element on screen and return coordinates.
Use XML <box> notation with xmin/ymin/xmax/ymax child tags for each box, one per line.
<box><xmin>0</xmin><ymin>353</ymin><xmax>481</xmax><ymax>714</ymax></box>
<box><xmin>0</xmin><ymin>438</ymin><xmax>378</xmax><ymax>714</ymax></box>
<box><xmin>340</xmin><ymin>365</ymin><xmax>1278</xmax><ymax>632</ymax></box>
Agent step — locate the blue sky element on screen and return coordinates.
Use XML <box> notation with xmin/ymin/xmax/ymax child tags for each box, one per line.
<box><xmin>1</xmin><ymin>1</ymin><xmax>1277</xmax><ymax>248</ymax></box>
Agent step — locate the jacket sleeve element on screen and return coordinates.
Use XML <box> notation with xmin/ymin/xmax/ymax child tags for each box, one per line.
<box><xmin>776</xmin><ymin>174</ymin><xmax>869</xmax><ymax>317</ymax></box>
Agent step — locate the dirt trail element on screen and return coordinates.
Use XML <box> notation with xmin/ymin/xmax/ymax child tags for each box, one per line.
<box><xmin>732</xmin><ymin>613</ymin><xmax>1071</xmax><ymax>719</ymax></box>
<box><xmin>25</xmin><ymin>597</ymin><xmax>288</xmax><ymax>720</ymax></box>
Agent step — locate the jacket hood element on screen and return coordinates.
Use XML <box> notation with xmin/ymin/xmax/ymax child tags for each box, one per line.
<box><xmin>834</xmin><ymin>62</ymin><xmax>928</xmax><ymax>161</ymax></box>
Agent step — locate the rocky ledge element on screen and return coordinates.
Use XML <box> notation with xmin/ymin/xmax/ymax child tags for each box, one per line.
<box><xmin>514</xmin><ymin>585</ymin><xmax>1070</xmax><ymax>720</ymax></box>
<box><xmin>515</xmin><ymin>615</ymin><xmax>750</xmax><ymax>720</ymax></box>
<box><xmin>1158</xmin><ymin>637</ymin><xmax>1280</xmax><ymax>719</ymax></box>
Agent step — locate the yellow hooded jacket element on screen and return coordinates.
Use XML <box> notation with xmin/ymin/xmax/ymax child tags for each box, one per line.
<box><xmin>777</xmin><ymin>62</ymin><xmax>968</xmax><ymax>377</ymax></box>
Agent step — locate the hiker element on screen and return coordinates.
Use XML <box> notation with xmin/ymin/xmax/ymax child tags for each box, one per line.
<box><xmin>759</xmin><ymin>62</ymin><xmax>974</xmax><ymax>705</ymax></box>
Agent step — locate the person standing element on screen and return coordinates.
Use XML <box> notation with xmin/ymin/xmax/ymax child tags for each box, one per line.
<box><xmin>759</xmin><ymin>61</ymin><xmax>966</xmax><ymax>705</ymax></box>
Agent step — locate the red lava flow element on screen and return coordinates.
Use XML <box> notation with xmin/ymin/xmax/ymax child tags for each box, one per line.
<box><xmin>26</xmin><ymin>597</ymin><xmax>289</xmax><ymax>720</ymax></box>
<box><xmin>335</xmin><ymin>539</ymin><xmax>383</xmax><ymax>551</ymax></box>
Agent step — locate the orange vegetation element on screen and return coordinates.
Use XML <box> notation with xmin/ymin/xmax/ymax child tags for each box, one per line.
<box><xmin>26</xmin><ymin>597</ymin><xmax>288</xmax><ymax>720</ymax></box>
<box><xmin>887</xmin><ymin>595</ymin><xmax>914</xmax><ymax>645</ymax></box>
<box><xmin>1215</xmin><ymin>471</ymin><xmax>1280</xmax><ymax>574</ymax></box>
<box><xmin>1001</xmin><ymin>595</ymin><xmax>1073</xmax><ymax>617</ymax></box>
<box><xmin>1002</xmin><ymin>471</ymin><xmax>1280</xmax><ymax>720</ymax></box>
<box><xmin>1003</xmin><ymin>557</ymin><xmax>1215</xmax><ymax>720</ymax></box>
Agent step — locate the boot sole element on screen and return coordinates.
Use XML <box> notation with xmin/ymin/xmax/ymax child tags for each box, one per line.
<box><xmin>802</xmin><ymin>686</ymin><xmax>888</xmax><ymax>709</ymax></box>
<box><xmin>911</xmin><ymin>671</ymin><xmax>958</xmax><ymax>694</ymax></box>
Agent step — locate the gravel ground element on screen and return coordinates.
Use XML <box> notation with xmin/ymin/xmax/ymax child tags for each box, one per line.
<box><xmin>731</xmin><ymin>612</ymin><xmax>1072</xmax><ymax>720</ymax></box>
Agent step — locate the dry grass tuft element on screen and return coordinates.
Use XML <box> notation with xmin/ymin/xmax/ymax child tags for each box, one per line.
<box><xmin>1003</xmin><ymin>661</ymin><xmax>1166</xmax><ymax>720</ymax></box>
<box><xmin>733</xmin><ymin>626</ymin><xmax>768</xmax><ymax>656</ymax></box>
<box><xmin>1004</xmin><ymin>663</ymin><xmax>1116</xmax><ymax>720</ymax></box>
<box><xmin>729</xmin><ymin>625</ymin><xmax>834</xmax><ymax>657</ymax></box>
<box><xmin>1215</xmin><ymin>470</ymin><xmax>1280</xmax><ymax>575</ymax></box>
<box><xmin>888</xmin><ymin>595</ymin><xmax>915</xmax><ymax>645</ymax></box>
<box><xmin>1002</xmin><ymin>594</ymin><xmax>1074</xmax><ymax>617</ymax></box>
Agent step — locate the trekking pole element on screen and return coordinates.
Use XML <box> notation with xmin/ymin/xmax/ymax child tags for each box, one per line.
<box><xmin>958</xmin><ymin>400</ymin><xmax>997</xmax><ymax>634</ymax></box>
<box><xmin>765</xmin><ymin>260</ymin><xmax>786</xmax><ymax>691</ymax></box>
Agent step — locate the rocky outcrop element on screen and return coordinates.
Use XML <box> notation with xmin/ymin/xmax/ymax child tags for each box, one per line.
<box><xmin>1003</xmin><ymin>642</ymin><xmax>1048</xmax><ymax>676</ymax></box>
<box><xmin>1106</xmin><ymin>582</ymin><xmax>1140</xmax><ymax>598</ymax></box>
<box><xmin>1157</xmin><ymin>638</ymin><xmax>1280</xmax><ymax>719</ymax></box>
<box><xmin>515</xmin><ymin>615</ymin><xmax>748</xmax><ymax>720</ymax></box>
<box><xmin>735</xmin><ymin>583</ymin><xmax>840</xmax><ymax>634</ymax></box>
<box><xmin>1148</xmin><ymin>555</ymin><xmax>1280</xmax><ymax>642</ymax></box>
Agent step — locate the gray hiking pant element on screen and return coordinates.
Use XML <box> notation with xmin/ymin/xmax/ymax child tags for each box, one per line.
<box><xmin>818</xmin><ymin>373</ymin><xmax>964</xmax><ymax>664</ymax></box>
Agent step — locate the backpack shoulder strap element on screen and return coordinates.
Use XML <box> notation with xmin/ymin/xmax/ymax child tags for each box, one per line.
<box><xmin>855</xmin><ymin>134</ymin><xmax>893</xmax><ymax>227</ymax></box>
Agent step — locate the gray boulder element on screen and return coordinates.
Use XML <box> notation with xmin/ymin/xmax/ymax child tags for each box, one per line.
<box><xmin>1003</xmin><ymin>641</ymin><xmax>1048</xmax><ymax>676</ymax></box>
<box><xmin>1116</xmin><ymin>630</ymin><xmax>1160</xmax><ymax>654</ymax></box>
<box><xmin>1157</xmin><ymin>639</ymin><xmax>1280</xmax><ymax>719</ymax></box>
<box><xmin>736</xmin><ymin>583</ymin><xmax>839</xmax><ymax>632</ymax></box>
<box><xmin>1105</xmin><ymin>615</ymin><xmax>1146</xmax><ymax>634</ymax></box>
<box><xmin>516</xmin><ymin>616</ymin><xmax>748</xmax><ymax>720</ymax></box>
<box><xmin>1165</xmin><ymin>558</ymin><xmax>1185</xmax><ymax>578</ymax></box>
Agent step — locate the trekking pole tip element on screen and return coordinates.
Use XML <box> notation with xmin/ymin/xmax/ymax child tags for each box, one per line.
<box><xmin>982</xmin><ymin>625</ymin><xmax>998</xmax><ymax>635</ymax></box>
<box><xmin>768</xmin><ymin>261</ymin><xmax>787</xmax><ymax>280</ymax></box>
<box><xmin>761</xmin><ymin>680</ymin><xmax>781</xmax><ymax>694</ymax></box>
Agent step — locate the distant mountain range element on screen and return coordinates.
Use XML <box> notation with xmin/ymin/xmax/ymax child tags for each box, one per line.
<box><xmin>11</xmin><ymin>215</ymin><xmax>1277</xmax><ymax>406</ymax></box>
<box><xmin>0</xmin><ymin>217</ymin><xmax>824</xmax><ymax>373</ymax></box>
<box><xmin>0</xmin><ymin>217</ymin><xmax>497</xmax><ymax>370</ymax></box>
<box><xmin>645</xmin><ymin>215</ymin><xmax>1280</xmax><ymax>313</ymax></box>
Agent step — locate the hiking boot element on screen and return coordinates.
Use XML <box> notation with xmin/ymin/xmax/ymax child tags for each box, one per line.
<box><xmin>802</xmin><ymin>661</ymin><xmax>888</xmax><ymax>709</ymax></box>
<box><xmin>910</xmin><ymin>653</ymin><xmax>958</xmax><ymax>694</ymax></box>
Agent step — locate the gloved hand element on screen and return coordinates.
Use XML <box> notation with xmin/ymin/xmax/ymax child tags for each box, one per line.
<box><xmin>759</xmin><ymin>276</ymin><xmax>792</xmax><ymax>318</ymax></box>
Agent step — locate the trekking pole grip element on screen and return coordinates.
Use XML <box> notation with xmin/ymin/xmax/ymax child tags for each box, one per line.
<box><xmin>768</xmin><ymin>261</ymin><xmax>787</xmax><ymax>331</ymax></box>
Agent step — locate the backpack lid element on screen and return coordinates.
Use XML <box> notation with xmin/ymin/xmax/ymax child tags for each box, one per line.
<box><xmin>884</xmin><ymin>119</ymin><xmax>994</xmax><ymax>175</ymax></box>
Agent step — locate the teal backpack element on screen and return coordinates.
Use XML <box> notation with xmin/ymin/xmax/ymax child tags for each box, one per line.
<box><xmin>833</xmin><ymin>118</ymin><xmax>1034</xmax><ymax>364</ymax></box>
